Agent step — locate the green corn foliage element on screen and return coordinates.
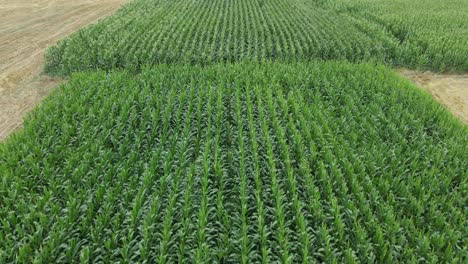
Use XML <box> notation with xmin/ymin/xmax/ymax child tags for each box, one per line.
<box><xmin>319</xmin><ymin>0</ymin><xmax>468</xmax><ymax>72</ymax></box>
<box><xmin>45</xmin><ymin>0</ymin><xmax>464</xmax><ymax>75</ymax></box>
<box><xmin>1</xmin><ymin>62</ymin><xmax>467</xmax><ymax>263</ymax></box>
<box><xmin>45</xmin><ymin>0</ymin><xmax>468</xmax><ymax>75</ymax></box>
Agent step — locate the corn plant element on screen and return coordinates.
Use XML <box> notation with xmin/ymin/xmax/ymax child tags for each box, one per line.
<box><xmin>1</xmin><ymin>62</ymin><xmax>467</xmax><ymax>263</ymax></box>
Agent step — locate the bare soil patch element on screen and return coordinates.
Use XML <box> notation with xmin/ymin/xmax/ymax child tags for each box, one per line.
<box><xmin>0</xmin><ymin>0</ymin><xmax>127</xmax><ymax>140</ymax></box>
<box><xmin>399</xmin><ymin>70</ymin><xmax>468</xmax><ymax>123</ymax></box>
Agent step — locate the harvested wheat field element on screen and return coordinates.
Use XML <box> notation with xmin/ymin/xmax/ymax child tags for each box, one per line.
<box><xmin>0</xmin><ymin>0</ymin><xmax>127</xmax><ymax>139</ymax></box>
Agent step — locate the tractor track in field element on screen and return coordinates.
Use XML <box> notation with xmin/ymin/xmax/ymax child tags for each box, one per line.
<box><xmin>0</xmin><ymin>0</ymin><xmax>127</xmax><ymax>140</ymax></box>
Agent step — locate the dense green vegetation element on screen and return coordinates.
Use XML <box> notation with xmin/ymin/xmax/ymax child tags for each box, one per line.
<box><xmin>325</xmin><ymin>0</ymin><xmax>468</xmax><ymax>72</ymax></box>
<box><xmin>1</xmin><ymin>62</ymin><xmax>467</xmax><ymax>263</ymax></box>
<box><xmin>44</xmin><ymin>0</ymin><xmax>395</xmax><ymax>74</ymax></box>
<box><xmin>45</xmin><ymin>0</ymin><xmax>468</xmax><ymax>76</ymax></box>
<box><xmin>3</xmin><ymin>0</ymin><xmax>467</xmax><ymax>262</ymax></box>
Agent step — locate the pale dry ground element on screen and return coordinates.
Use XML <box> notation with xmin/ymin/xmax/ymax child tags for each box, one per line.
<box><xmin>399</xmin><ymin>70</ymin><xmax>468</xmax><ymax>123</ymax></box>
<box><xmin>0</xmin><ymin>0</ymin><xmax>127</xmax><ymax>140</ymax></box>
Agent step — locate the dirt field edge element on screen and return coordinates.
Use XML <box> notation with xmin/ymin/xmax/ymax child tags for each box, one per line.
<box><xmin>0</xmin><ymin>0</ymin><xmax>128</xmax><ymax>140</ymax></box>
<box><xmin>398</xmin><ymin>69</ymin><xmax>468</xmax><ymax>123</ymax></box>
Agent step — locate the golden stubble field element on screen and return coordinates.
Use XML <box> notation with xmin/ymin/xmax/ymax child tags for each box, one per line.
<box><xmin>0</xmin><ymin>0</ymin><xmax>127</xmax><ymax>139</ymax></box>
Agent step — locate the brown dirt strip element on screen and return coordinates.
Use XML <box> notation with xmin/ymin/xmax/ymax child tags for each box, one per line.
<box><xmin>399</xmin><ymin>69</ymin><xmax>468</xmax><ymax>123</ymax></box>
<box><xmin>0</xmin><ymin>0</ymin><xmax>127</xmax><ymax>140</ymax></box>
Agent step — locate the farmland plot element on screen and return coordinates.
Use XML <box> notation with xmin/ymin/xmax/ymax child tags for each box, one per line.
<box><xmin>323</xmin><ymin>0</ymin><xmax>468</xmax><ymax>71</ymax></box>
<box><xmin>1</xmin><ymin>62</ymin><xmax>466</xmax><ymax>263</ymax></box>
<box><xmin>45</xmin><ymin>0</ymin><xmax>468</xmax><ymax>76</ymax></box>
<box><xmin>0</xmin><ymin>0</ymin><xmax>127</xmax><ymax>139</ymax></box>
<box><xmin>45</xmin><ymin>0</ymin><xmax>400</xmax><ymax>75</ymax></box>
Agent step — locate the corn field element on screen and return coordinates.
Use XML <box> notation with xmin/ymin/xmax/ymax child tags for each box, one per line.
<box><xmin>1</xmin><ymin>62</ymin><xmax>466</xmax><ymax>263</ymax></box>
<box><xmin>323</xmin><ymin>0</ymin><xmax>468</xmax><ymax>72</ymax></box>
<box><xmin>45</xmin><ymin>0</ymin><xmax>468</xmax><ymax>76</ymax></box>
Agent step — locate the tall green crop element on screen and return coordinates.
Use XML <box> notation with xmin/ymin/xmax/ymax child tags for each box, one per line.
<box><xmin>319</xmin><ymin>0</ymin><xmax>468</xmax><ymax>71</ymax></box>
<box><xmin>44</xmin><ymin>0</ymin><xmax>390</xmax><ymax>76</ymax></box>
<box><xmin>45</xmin><ymin>0</ymin><xmax>468</xmax><ymax>75</ymax></box>
<box><xmin>1</xmin><ymin>62</ymin><xmax>466</xmax><ymax>262</ymax></box>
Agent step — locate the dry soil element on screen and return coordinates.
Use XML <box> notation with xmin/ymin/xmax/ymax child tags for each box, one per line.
<box><xmin>0</xmin><ymin>0</ymin><xmax>127</xmax><ymax>140</ymax></box>
<box><xmin>399</xmin><ymin>70</ymin><xmax>468</xmax><ymax>123</ymax></box>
